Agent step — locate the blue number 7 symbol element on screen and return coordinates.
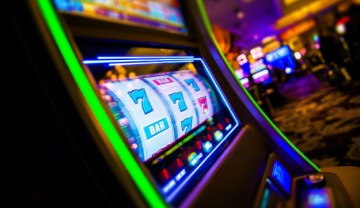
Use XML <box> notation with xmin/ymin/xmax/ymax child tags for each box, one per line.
<box><xmin>169</xmin><ymin>92</ymin><xmax>187</xmax><ymax>112</ymax></box>
<box><xmin>181</xmin><ymin>116</ymin><xmax>193</xmax><ymax>133</ymax></box>
<box><xmin>128</xmin><ymin>88</ymin><xmax>153</xmax><ymax>115</ymax></box>
<box><xmin>185</xmin><ymin>78</ymin><xmax>200</xmax><ymax>92</ymax></box>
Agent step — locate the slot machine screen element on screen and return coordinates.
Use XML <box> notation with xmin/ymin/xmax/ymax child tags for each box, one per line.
<box><xmin>271</xmin><ymin>161</ymin><xmax>291</xmax><ymax>195</ymax></box>
<box><xmin>265</xmin><ymin>45</ymin><xmax>296</xmax><ymax>74</ymax></box>
<box><xmin>252</xmin><ymin>69</ymin><xmax>271</xmax><ymax>84</ymax></box>
<box><xmin>54</xmin><ymin>0</ymin><xmax>188</xmax><ymax>34</ymax></box>
<box><xmin>250</xmin><ymin>58</ymin><xmax>267</xmax><ymax>74</ymax></box>
<box><xmin>81</xmin><ymin>45</ymin><xmax>241</xmax><ymax>203</ymax></box>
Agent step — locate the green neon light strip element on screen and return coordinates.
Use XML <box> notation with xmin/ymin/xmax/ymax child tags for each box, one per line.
<box><xmin>36</xmin><ymin>1</ymin><xmax>167</xmax><ymax>207</ymax></box>
<box><xmin>196</xmin><ymin>0</ymin><xmax>320</xmax><ymax>172</ymax></box>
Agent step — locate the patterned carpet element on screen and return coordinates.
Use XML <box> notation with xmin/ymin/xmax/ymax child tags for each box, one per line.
<box><xmin>271</xmin><ymin>73</ymin><xmax>360</xmax><ymax>168</ymax></box>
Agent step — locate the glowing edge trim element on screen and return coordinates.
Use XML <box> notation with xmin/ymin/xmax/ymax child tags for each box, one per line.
<box><xmin>109</xmin><ymin>59</ymin><xmax>194</xmax><ymax>66</ymax></box>
<box><xmin>83</xmin><ymin>57</ymin><xmax>196</xmax><ymax>64</ymax></box>
<box><xmin>196</xmin><ymin>0</ymin><xmax>320</xmax><ymax>172</ymax></box>
<box><xmin>36</xmin><ymin>1</ymin><xmax>167</xmax><ymax>208</ymax></box>
<box><xmin>96</xmin><ymin>56</ymin><xmax>195</xmax><ymax>59</ymax></box>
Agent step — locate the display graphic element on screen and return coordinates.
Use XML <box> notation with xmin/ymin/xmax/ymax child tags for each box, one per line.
<box><xmin>252</xmin><ymin>69</ymin><xmax>271</xmax><ymax>84</ymax></box>
<box><xmin>250</xmin><ymin>58</ymin><xmax>268</xmax><ymax>74</ymax></box>
<box><xmin>83</xmin><ymin>55</ymin><xmax>240</xmax><ymax>201</ymax></box>
<box><xmin>265</xmin><ymin>45</ymin><xmax>296</xmax><ymax>74</ymax></box>
<box><xmin>101</xmin><ymin>70</ymin><xmax>214</xmax><ymax>160</ymax></box>
<box><xmin>249</xmin><ymin>58</ymin><xmax>273</xmax><ymax>85</ymax></box>
<box><xmin>271</xmin><ymin>160</ymin><xmax>291</xmax><ymax>195</ymax></box>
<box><xmin>54</xmin><ymin>0</ymin><xmax>188</xmax><ymax>34</ymax></box>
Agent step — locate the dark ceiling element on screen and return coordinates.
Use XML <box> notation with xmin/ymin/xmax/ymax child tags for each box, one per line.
<box><xmin>203</xmin><ymin>0</ymin><xmax>283</xmax><ymax>51</ymax></box>
<box><xmin>202</xmin><ymin>0</ymin><xmax>346</xmax><ymax>51</ymax></box>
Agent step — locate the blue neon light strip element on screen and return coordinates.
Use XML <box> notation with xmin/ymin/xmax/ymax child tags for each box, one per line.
<box><xmin>109</xmin><ymin>61</ymin><xmax>163</xmax><ymax>66</ymax></box>
<box><xmin>97</xmin><ymin>56</ymin><xmax>195</xmax><ymax>60</ymax></box>
<box><xmin>109</xmin><ymin>60</ymin><xmax>195</xmax><ymax>66</ymax></box>
<box><xmin>83</xmin><ymin>60</ymin><xmax>167</xmax><ymax>64</ymax></box>
<box><xmin>83</xmin><ymin>58</ymin><xmax>196</xmax><ymax>64</ymax></box>
<box><xmin>161</xmin><ymin>60</ymin><xmax>195</xmax><ymax>64</ymax></box>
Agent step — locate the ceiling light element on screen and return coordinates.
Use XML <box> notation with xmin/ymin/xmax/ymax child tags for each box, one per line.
<box><xmin>236</xmin><ymin>11</ymin><xmax>244</xmax><ymax>19</ymax></box>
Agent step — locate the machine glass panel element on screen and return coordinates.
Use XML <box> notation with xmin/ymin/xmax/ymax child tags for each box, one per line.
<box><xmin>82</xmin><ymin>46</ymin><xmax>241</xmax><ymax>203</ymax></box>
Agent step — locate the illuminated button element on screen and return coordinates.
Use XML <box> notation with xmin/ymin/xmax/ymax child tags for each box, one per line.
<box><xmin>225</xmin><ymin>124</ymin><xmax>232</xmax><ymax>131</ymax></box>
<box><xmin>206</xmin><ymin>134</ymin><xmax>212</xmax><ymax>141</ymax></box>
<box><xmin>159</xmin><ymin>168</ymin><xmax>171</xmax><ymax>184</ymax></box>
<box><xmin>175</xmin><ymin>169</ymin><xmax>186</xmax><ymax>181</ymax></box>
<box><xmin>188</xmin><ymin>152</ymin><xmax>203</xmax><ymax>166</ymax></box>
<box><xmin>218</xmin><ymin>123</ymin><xmax>223</xmax><ymax>130</ymax></box>
<box><xmin>203</xmin><ymin>141</ymin><xmax>213</xmax><ymax>153</ymax></box>
<box><xmin>169</xmin><ymin>158</ymin><xmax>184</xmax><ymax>175</ymax></box>
<box><xmin>214</xmin><ymin>130</ymin><xmax>223</xmax><ymax>142</ymax></box>
<box><xmin>304</xmin><ymin>174</ymin><xmax>325</xmax><ymax>186</ymax></box>
<box><xmin>188</xmin><ymin>152</ymin><xmax>197</xmax><ymax>166</ymax></box>
<box><xmin>196</xmin><ymin>141</ymin><xmax>202</xmax><ymax>150</ymax></box>
<box><xmin>306</xmin><ymin>188</ymin><xmax>332</xmax><ymax>208</ymax></box>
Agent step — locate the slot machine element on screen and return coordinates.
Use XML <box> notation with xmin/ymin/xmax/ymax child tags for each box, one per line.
<box><xmin>3</xmin><ymin>0</ymin><xmax>360</xmax><ymax>208</ymax></box>
<box><xmin>235</xmin><ymin>69</ymin><xmax>250</xmax><ymax>89</ymax></box>
<box><xmin>265</xmin><ymin>45</ymin><xmax>297</xmax><ymax>75</ymax></box>
<box><xmin>249</xmin><ymin>58</ymin><xmax>272</xmax><ymax>85</ymax></box>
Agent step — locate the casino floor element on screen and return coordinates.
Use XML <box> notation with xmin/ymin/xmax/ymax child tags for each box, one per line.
<box><xmin>268</xmin><ymin>72</ymin><xmax>360</xmax><ymax>168</ymax></box>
